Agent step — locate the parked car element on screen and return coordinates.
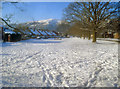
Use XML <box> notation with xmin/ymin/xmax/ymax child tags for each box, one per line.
<box><xmin>44</xmin><ymin>36</ymin><xmax>48</xmax><ymax>39</ymax></box>
<box><xmin>36</xmin><ymin>36</ymin><xmax>42</xmax><ymax>39</ymax></box>
<box><xmin>31</xmin><ymin>35</ymin><xmax>36</xmax><ymax>38</ymax></box>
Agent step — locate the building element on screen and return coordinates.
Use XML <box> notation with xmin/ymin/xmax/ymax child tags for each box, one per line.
<box><xmin>1</xmin><ymin>26</ymin><xmax>21</xmax><ymax>42</ymax></box>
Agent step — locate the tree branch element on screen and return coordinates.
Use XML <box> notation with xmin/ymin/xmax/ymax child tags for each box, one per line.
<box><xmin>0</xmin><ymin>17</ymin><xmax>19</xmax><ymax>31</ymax></box>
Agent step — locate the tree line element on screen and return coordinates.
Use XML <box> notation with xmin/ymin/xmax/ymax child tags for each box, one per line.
<box><xmin>1</xmin><ymin>1</ymin><xmax>119</xmax><ymax>42</ymax></box>
<box><xmin>62</xmin><ymin>2</ymin><xmax>119</xmax><ymax>42</ymax></box>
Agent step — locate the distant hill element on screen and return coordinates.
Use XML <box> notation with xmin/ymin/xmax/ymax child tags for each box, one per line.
<box><xmin>20</xmin><ymin>19</ymin><xmax>62</xmax><ymax>31</ymax></box>
<box><xmin>1</xmin><ymin>19</ymin><xmax>68</xmax><ymax>35</ymax></box>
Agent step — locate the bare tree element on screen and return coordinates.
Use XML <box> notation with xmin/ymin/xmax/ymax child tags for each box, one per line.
<box><xmin>64</xmin><ymin>2</ymin><xmax>118</xmax><ymax>42</ymax></box>
<box><xmin>0</xmin><ymin>1</ymin><xmax>24</xmax><ymax>30</ymax></box>
<box><xmin>56</xmin><ymin>21</ymin><xmax>70</xmax><ymax>34</ymax></box>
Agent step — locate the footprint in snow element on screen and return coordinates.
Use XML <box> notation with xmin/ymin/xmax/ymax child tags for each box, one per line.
<box><xmin>46</xmin><ymin>80</ymin><xmax>51</xmax><ymax>87</ymax></box>
<box><xmin>56</xmin><ymin>73</ymin><xmax>63</xmax><ymax>84</ymax></box>
<box><xmin>42</xmin><ymin>75</ymin><xmax>46</xmax><ymax>82</ymax></box>
<box><xmin>49</xmin><ymin>74</ymin><xmax>53</xmax><ymax>80</ymax></box>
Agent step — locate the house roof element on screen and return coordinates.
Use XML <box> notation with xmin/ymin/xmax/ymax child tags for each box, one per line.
<box><xmin>4</xmin><ymin>29</ymin><xmax>16</xmax><ymax>34</ymax></box>
<box><xmin>0</xmin><ymin>26</ymin><xmax>16</xmax><ymax>34</ymax></box>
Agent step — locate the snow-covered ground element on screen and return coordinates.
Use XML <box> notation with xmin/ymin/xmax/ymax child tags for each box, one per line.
<box><xmin>0</xmin><ymin>37</ymin><xmax>119</xmax><ymax>87</ymax></box>
<box><xmin>97</xmin><ymin>38</ymin><xmax>120</xmax><ymax>42</ymax></box>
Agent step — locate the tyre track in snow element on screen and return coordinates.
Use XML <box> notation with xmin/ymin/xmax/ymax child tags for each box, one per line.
<box><xmin>84</xmin><ymin>50</ymin><xmax>117</xmax><ymax>87</ymax></box>
<box><xmin>16</xmin><ymin>47</ymin><xmax>64</xmax><ymax>86</ymax></box>
<box><xmin>2</xmin><ymin>49</ymin><xmax>45</xmax><ymax>86</ymax></box>
<box><xmin>2</xmin><ymin>48</ymin><xmax>56</xmax><ymax>87</ymax></box>
<box><xmin>39</xmin><ymin>61</ymin><xmax>54</xmax><ymax>87</ymax></box>
<box><xmin>3</xmin><ymin>42</ymin><xmax>66</xmax><ymax>87</ymax></box>
<box><xmin>2</xmin><ymin>48</ymin><xmax>43</xmax><ymax>66</ymax></box>
<box><xmin>37</xmin><ymin>45</ymin><xmax>75</xmax><ymax>87</ymax></box>
<box><xmin>2</xmin><ymin>38</ymin><xmax>118</xmax><ymax>87</ymax></box>
<box><xmin>84</xmin><ymin>63</ymin><xmax>103</xmax><ymax>87</ymax></box>
<box><xmin>37</xmin><ymin>49</ymin><xmax>66</xmax><ymax>87</ymax></box>
<box><xmin>3</xmin><ymin>49</ymin><xmax>44</xmax><ymax>68</ymax></box>
<box><xmin>84</xmin><ymin>50</ymin><xmax>106</xmax><ymax>87</ymax></box>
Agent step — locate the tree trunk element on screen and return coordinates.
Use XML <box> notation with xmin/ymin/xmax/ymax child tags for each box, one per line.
<box><xmin>88</xmin><ymin>36</ymin><xmax>90</xmax><ymax>40</ymax></box>
<box><xmin>80</xmin><ymin>34</ymin><xmax>82</xmax><ymax>38</ymax></box>
<box><xmin>88</xmin><ymin>31</ymin><xmax>91</xmax><ymax>40</ymax></box>
<box><xmin>118</xmin><ymin>33</ymin><xmax>120</xmax><ymax>39</ymax></box>
<box><xmin>79</xmin><ymin>35</ymin><xmax>81</xmax><ymax>38</ymax></box>
<box><xmin>1</xmin><ymin>27</ymin><xmax>5</xmax><ymax>42</ymax></box>
<box><xmin>8</xmin><ymin>35</ymin><xmax>11</xmax><ymax>42</ymax></box>
<box><xmin>92</xmin><ymin>29</ymin><xmax>96</xmax><ymax>42</ymax></box>
<box><xmin>83</xmin><ymin>34</ymin><xmax>85</xmax><ymax>39</ymax></box>
<box><xmin>118</xmin><ymin>30</ymin><xmax>120</xmax><ymax>39</ymax></box>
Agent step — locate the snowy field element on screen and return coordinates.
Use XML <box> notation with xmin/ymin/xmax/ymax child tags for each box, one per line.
<box><xmin>0</xmin><ymin>37</ymin><xmax>119</xmax><ymax>87</ymax></box>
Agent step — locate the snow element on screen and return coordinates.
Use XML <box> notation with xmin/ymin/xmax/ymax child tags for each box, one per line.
<box><xmin>0</xmin><ymin>26</ymin><xmax>16</xmax><ymax>34</ymax></box>
<box><xmin>19</xmin><ymin>29</ymin><xmax>31</xmax><ymax>35</ymax></box>
<box><xmin>30</xmin><ymin>29</ymin><xmax>40</xmax><ymax>35</ymax></box>
<box><xmin>0</xmin><ymin>40</ymin><xmax>2</xmax><ymax>89</ymax></box>
<box><xmin>45</xmin><ymin>31</ymin><xmax>52</xmax><ymax>36</ymax></box>
<box><xmin>24</xmin><ymin>19</ymin><xmax>62</xmax><ymax>31</ymax></box>
<box><xmin>44</xmin><ymin>31</ymin><xmax>57</xmax><ymax>36</ymax></box>
<box><xmin>4</xmin><ymin>28</ymin><xmax>16</xmax><ymax>34</ymax></box>
<box><xmin>51</xmin><ymin>32</ymin><xmax>57</xmax><ymax>36</ymax></box>
<box><xmin>97</xmin><ymin>38</ymin><xmax>120</xmax><ymax>42</ymax></box>
<box><xmin>40</xmin><ymin>31</ymin><xmax>47</xmax><ymax>36</ymax></box>
<box><xmin>50</xmin><ymin>32</ymin><xmax>57</xmax><ymax>36</ymax></box>
<box><xmin>4</xmin><ymin>31</ymin><xmax>15</xmax><ymax>34</ymax></box>
<box><xmin>37</xmin><ymin>19</ymin><xmax>53</xmax><ymax>23</ymax></box>
<box><xmin>1</xmin><ymin>37</ymin><xmax>118</xmax><ymax>87</ymax></box>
